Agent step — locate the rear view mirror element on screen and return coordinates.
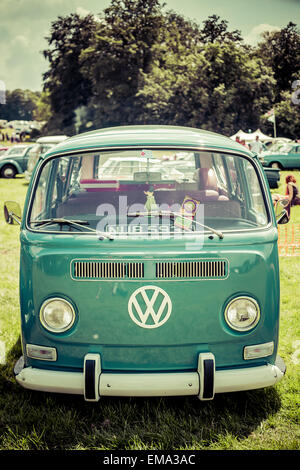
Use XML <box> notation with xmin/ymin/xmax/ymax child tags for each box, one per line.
<box><xmin>4</xmin><ymin>201</ymin><xmax>22</xmax><ymax>225</ymax></box>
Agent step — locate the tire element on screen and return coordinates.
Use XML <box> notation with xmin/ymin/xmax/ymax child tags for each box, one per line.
<box><xmin>0</xmin><ymin>164</ymin><xmax>17</xmax><ymax>178</ymax></box>
<box><xmin>270</xmin><ymin>162</ymin><xmax>282</xmax><ymax>169</ymax></box>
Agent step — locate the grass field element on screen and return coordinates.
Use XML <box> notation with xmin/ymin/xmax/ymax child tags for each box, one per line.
<box><xmin>0</xmin><ymin>173</ymin><xmax>299</xmax><ymax>451</ymax></box>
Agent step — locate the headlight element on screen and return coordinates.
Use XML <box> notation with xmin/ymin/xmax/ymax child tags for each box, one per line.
<box><xmin>40</xmin><ymin>298</ymin><xmax>76</xmax><ymax>333</ymax></box>
<box><xmin>224</xmin><ymin>296</ymin><xmax>260</xmax><ymax>332</ymax></box>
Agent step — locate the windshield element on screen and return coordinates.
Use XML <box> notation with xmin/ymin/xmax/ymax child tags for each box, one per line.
<box><xmin>278</xmin><ymin>144</ymin><xmax>293</xmax><ymax>153</ymax></box>
<box><xmin>28</xmin><ymin>149</ymin><xmax>269</xmax><ymax>237</ymax></box>
<box><xmin>267</xmin><ymin>142</ymin><xmax>286</xmax><ymax>152</ymax></box>
<box><xmin>6</xmin><ymin>146</ymin><xmax>28</xmax><ymax>156</ymax></box>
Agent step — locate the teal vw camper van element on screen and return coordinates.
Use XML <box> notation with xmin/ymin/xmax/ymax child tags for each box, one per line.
<box><xmin>4</xmin><ymin>126</ymin><xmax>288</xmax><ymax>401</ymax></box>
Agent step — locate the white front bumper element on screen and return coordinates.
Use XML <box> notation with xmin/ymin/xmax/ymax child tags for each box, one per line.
<box><xmin>15</xmin><ymin>353</ymin><xmax>285</xmax><ymax>401</ymax></box>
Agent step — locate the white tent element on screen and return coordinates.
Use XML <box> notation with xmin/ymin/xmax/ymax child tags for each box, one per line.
<box><xmin>230</xmin><ymin>129</ymin><xmax>274</xmax><ymax>143</ymax></box>
<box><xmin>230</xmin><ymin>129</ymin><xmax>249</xmax><ymax>141</ymax></box>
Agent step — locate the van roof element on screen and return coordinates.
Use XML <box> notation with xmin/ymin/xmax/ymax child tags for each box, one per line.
<box><xmin>42</xmin><ymin>126</ymin><xmax>253</xmax><ymax>159</ymax></box>
<box><xmin>36</xmin><ymin>135</ymin><xmax>68</xmax><ymax>144</ymax></box>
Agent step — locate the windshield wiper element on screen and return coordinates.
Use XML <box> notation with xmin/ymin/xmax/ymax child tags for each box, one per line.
<box><xmin>30</xmin><ymin>218</ymin><xmax>114</xmax><ymax>240</ymax></box>
<box><xmin>127</xmin><ymin>211</ymin><xmax>224</xmax><ymax>239</ymax></box>
<box><xmin>31</xmin><ymin>218</ymin><xmax>90</xmax><ymax>228</ymax></box>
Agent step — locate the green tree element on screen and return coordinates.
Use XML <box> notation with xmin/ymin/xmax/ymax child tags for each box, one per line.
<box><xmin>137</xmin><ymin>41</ymin><xmax>275</xmax><ymax>135</ymax></box>
<box><xmin>80</xmin><ymin>6</ymin><xmax>250</xmax><ymax>131</ymax></box>
<box><xmin>42</xmin><ymin>0</ymin><xmax>293</xmax><ymax>138</ymax></box>
<box><xmin>256</xmin><ymin>22</ymin><xmax>300</xmax><ymax>100</ymax></box>
<box><xmin>80</xmin><ymin>0</ymin><xmax>164</xmax><ymax>129</ymax></box>
<box><xmin>43</xmin><ymin>13</ymin><xmax>98</xmax><ymax>134</ymax></box>
<box><xmin>0</xmin><ymin>89</ymin><xmax>41</xmax><ymax>121</ymax></box>
<box><xmin>261</xmin><ymin>91</ymin><xmax>300</xmax><ymax>140</ymax></box>
<box><xmin>200</xmin><ymin>14</ymin><xmax>242</xmax><ymax>43</ymax></box>
<box><xmin>32</xmin><ymin>91</ymin><xmax>52</xmax><ymax>123</ymax></box>
<box><xmin>162</xmin><ymin>10</ymin><xmax>202</xmax><ymax>54</ymax></box>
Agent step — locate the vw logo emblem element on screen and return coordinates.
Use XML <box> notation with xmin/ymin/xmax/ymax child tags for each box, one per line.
<box><xmin>128</xmin><ymin>286</ymin><xmax>172</xmax><ymax>329</ymax></box>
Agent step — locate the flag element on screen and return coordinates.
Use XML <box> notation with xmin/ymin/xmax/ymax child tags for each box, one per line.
<box><xmin>264</xmin><ymin>108</ymin><xmax>275</xmax><ymax>123</ymax></box>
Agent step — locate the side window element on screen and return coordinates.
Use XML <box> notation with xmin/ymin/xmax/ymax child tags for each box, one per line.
<box><xmin>68</xmin><ymin>156</ymin><xmax>82</xmax><ymax>192</ymax></box>
<box><xmin>225</xmin><ymin>156</ymin><xmax>238</xmax><ymax>186</ymax></box>
<box><xmin>213</xmin><ymin>154</ymin><xmax>239</xmax><ymax>198</ymax></box>
<box><xmin>52</xmin><ymin>158</ymin><xmax>69</xmax><ymax>203</ymax></box>
<box><xmin>212</xmin><ymin>154</ymin><xmax>228</xmax><ymax>189</ymax></box>
<box><xmin>30</xmin><ymin>162</ymin><xmax>51</xmax><ymax>220</ymax></box>
<box><xmin>240</xmin><ymin>159</ymin><xmax>268</xmax><ymax>225</ymax></box>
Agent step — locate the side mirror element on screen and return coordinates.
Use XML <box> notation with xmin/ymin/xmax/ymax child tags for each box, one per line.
<box><xmin>277</xmin><ymin>210</ymin><xmax>290</xmax><ymax>224</ymax></box>
<box><xmin>274</xmin><ymin>198</ymin><xmax>290</xmax><ymax>225</ymax></box>
<box><xmin>4</xmin><ymin>201</ymin><xmax>22</xmax><ymax>225</ymax></box>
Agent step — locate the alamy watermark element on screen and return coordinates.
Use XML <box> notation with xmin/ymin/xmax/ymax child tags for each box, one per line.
<box><xmin>95</xmin><ymin>196</ymin><xmax>205</xmax><ymax>250</ymax></box>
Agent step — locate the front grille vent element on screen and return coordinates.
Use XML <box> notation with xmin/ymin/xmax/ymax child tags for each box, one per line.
<box><xmin>155</xmin><ymin>260</ymin><xmax>227</xmax><ymax>279</ymax></box>
<box><xmin>73</xmin><ymin>261</ymin><xmax>144</xmax><ymax>279</ymax></box>
<box><xmin>72</xmin><ymin>259</ymin><xmax>228</xmax><ymax>280</ymax></box>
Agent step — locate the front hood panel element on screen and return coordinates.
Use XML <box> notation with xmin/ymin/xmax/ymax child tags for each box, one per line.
<box><xmin>20</xmin><ymin>233</ymin><xmax>280</xmax><ymax>371</ymax></box>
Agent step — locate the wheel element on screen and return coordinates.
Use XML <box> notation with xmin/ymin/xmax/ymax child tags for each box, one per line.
<box><xmin>0</xmin><ymin>164</ymin><xmax>17</xmax><ymax>178</ymax></box>
<box><xmin>270</xmin><ymin>162</ymin><xmax>281</xmax><ymax>169</ymax></box>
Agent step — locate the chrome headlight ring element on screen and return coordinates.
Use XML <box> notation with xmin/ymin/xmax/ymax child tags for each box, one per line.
<box><xmin>224</xmin><ymin>296</ymin><xmax>260</xmax><ymax>332</ymax></box>
<box><xmin>39</xmin><ymin>297</ymin><xmax>76</xmax><ymax>333</ymax></box>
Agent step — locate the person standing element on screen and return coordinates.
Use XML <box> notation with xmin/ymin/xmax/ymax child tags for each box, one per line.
<box><xmin>250</xmin><ymin>136</ymin><xmax>263</xmax><ymax>154</ymax></box>
<box><xmin>241</xmin><ymin>139</ymin><xmax>249</xmax><ymax>149</ymax></box>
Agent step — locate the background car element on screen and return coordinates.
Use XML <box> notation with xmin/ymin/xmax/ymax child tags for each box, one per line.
<box><xmin>0</xmin><ymin>146</ymin><xmax>8</xmax><ymax>156</ymax></box>
<box><xmin>265</xmin><ymin>140</ymin><xmax>291</xmax><ymax>154</ymax></box>
<box><xmin>0</xmin><ymin>144</ymin><xmax>33</xmax><ymax>178</ymax></box>
<box><xmin>252</xmin><ymin>153</ymin><xmax>280</xmax><ymax>189</ymax></box>
<box><xmin>263</xmin><ymin>167</ymin><xmax>280</xmax><ymax>189</ymax></box>
<box><xmin>262</xmin><ymin>143</ymin><xmax>300</xmax><ymax>169</ymax></box>
<box><xmin>25</xmin><ymin>135</ymin><xmax>68</xmax><ymax>181</ymax></box>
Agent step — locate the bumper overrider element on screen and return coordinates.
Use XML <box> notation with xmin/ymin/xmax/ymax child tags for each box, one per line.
<box><xmin>14</xmin><ymin>353</ymin><xmax>286</xmax><ymax>401</ymax></box>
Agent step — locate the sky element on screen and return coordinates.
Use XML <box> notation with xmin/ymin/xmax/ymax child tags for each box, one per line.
<box><xmin>0</xmin><ymin>0</ymin><xmax>299</xmax><ymax>92</ymax></box>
